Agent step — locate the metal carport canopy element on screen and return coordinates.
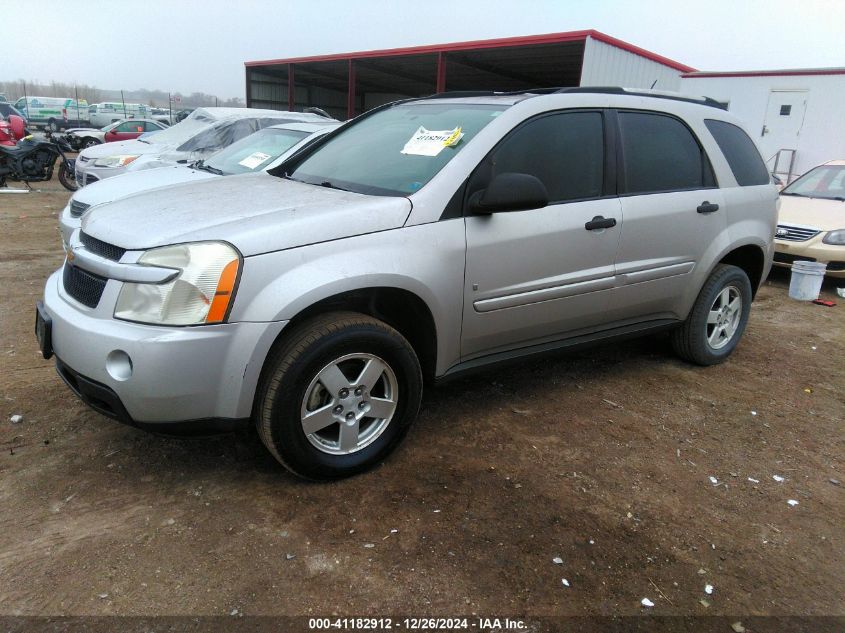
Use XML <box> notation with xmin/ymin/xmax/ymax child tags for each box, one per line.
<box><xmin>244</xmin><ymin>30</ymin><xmax>694</xmax><ymax>120</ymax></box>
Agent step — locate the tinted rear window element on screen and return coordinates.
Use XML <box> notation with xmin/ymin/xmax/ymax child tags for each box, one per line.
<box><xmin>619</xmin><ymin>112</ymin><xmax>713</xmax><ymax>194</ymax></box>
<box><xmin>705</xmin><ymin>119</ymin><xmax>769</xmax><ymax>186</ymax></box>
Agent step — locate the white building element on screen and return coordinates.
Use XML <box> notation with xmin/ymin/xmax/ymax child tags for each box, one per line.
<box><xmin>680</xmin><ymin>68</ymin><xmax>845</xmax><ymax>182</ymax></box>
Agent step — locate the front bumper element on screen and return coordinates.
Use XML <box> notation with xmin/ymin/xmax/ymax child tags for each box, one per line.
<box><xmin>42</xmin><ymin>268</ymin><xmax>287</xmax><ymax>426</ymax></box>
<box><xmin>773</xmin><ymin>237</ymin><xmax>845</xmax><ymax>279</ymax></box>
<box><xmin>74</xmin><ymin>158</ymin><xmax>125</xmax><ymax>187</ymax></box>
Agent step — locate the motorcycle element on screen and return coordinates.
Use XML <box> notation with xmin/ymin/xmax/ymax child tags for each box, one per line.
<box><xmin>0</xmin><ymin>116</ymin><xmax>78</xmax><ymax>191</ymax></box>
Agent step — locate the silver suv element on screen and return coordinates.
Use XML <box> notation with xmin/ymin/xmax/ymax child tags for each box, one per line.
<box><xmin>36</xmin><ymin>88</ymin><xmax>777</xmax><ymax>479</ymax></box>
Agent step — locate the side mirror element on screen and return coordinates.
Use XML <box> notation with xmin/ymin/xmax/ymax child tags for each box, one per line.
<box><xmin>469</xmin><ymin>172</ymin><xmax>549</xmax><ymax>214</ymax></box>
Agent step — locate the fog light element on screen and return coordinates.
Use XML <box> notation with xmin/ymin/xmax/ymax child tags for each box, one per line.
<box><xmin>106</xmin><ymin>350</ymin><xmax>133</xmax><ymax>381</ymax></box>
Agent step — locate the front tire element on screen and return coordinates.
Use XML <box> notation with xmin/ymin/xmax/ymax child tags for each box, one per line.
<box><xmin>255</xmin><ymin>312</ymin><xmax>423</xmax><ymax>480</ymax></box>
<box><xmin>80</xmin><ymin>137</ymin><xmax>100</xmax><ymax>149</ymax></box>
<box><xmin>671</xmin><ymin>264</ymin><xmax>752</xmax><ymax>365</ymax></box>
<box><xmin>58</xmin><ymin>161</ymin><xmax>78</xmax><ymax>191</ymax></box>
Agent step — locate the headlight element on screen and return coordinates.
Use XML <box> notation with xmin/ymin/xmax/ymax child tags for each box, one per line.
<box><xmin>822</xmin><ymin>229</ymin><xmax>845</xmax><ymax>245</ymax></box>
<box><xmin>92</xmin><ymin>154</ymin><xmax>139</xmax><ymax>168</ymax></box>
<box><xmin>115</xmin><ymin>242</ymin><xmax>240</xmax><ymax>325</ymax></box>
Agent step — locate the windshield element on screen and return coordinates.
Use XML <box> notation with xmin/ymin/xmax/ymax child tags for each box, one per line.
<box><xmin>288</xmin><ymin>103</ymin><xmax>506</xmax><ymax>195</ymax></box>
<box><xmin>782</xmin><ymin>165</ymin><xmax>845</xmax><ymax>201</ymax></box>
<box><xmin>176</xmin><ymin>117</ymin><xmax>288</xmax><ymax>153</ymax></box>
<box><xmin>99</xmin><ymin>121</ymin><xmax>121</xmax><ymax>132</ymax></box>
<box><xmin>137</xmin><ymin>110</ymin><xmax>218</xmax><ymax>147</ymax></box>
<box><xmin>204</xmin><ymin>127</ymin><xmax>309</xmax><ymax>175</ymax></box>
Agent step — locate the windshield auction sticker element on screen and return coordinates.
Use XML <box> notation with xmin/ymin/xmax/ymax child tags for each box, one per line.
<box><xmin>401</xmin><ymin>126</ymin><xmax>464</xmax><ymax>157</ymax></box>
<box><xmin>238</xmin><ymin>151</ymin><xmax>271</xmax><ymax>169</ymax></box>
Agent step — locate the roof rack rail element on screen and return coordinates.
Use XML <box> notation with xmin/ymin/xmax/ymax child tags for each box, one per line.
<box><xmin>553</xmin><ymin>86</ymin><xmax>727</xmax><ymax>109</ymax></box>
<box><xmin>418</xmin><ymin>86</ymin><xmax>727</xmax><ymax>109</ymax></box>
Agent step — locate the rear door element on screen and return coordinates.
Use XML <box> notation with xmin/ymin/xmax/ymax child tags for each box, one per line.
<box><xmin>106</xmin><ymin>120</ymin><xmax>145</xmax><ymax>142</ymax></box>
<box><xmin>462</xmin><ymin>110</ymin><xmax>622</xmax><ymax>359</ymax></box>
<box><xmin>606</xmin><ymin>110</ymin><xmax>725</xmax><ymax>322</ymax></box>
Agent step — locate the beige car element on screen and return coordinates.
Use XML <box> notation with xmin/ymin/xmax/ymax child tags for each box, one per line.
<box><xmin>774</xmin><ymin>160</ymin><xmax>845</xmax><ymax>279</ymax></box>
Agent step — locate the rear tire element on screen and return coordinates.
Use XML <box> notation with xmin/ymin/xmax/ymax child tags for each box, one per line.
<box><xmin>671</xmin><ymin>264</ymin><xmax>752</xmax><ymax>366</ymax></box>
<box><xmin>255</xmin><ymin>312</ymin><xmax>423</xmax><ymax>480</ymax></box>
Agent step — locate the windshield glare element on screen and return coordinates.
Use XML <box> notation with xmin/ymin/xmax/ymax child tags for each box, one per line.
<box><xmin>289</xmin><ymin>103</ymin><xmax>506</xmax><ymax>196</ymax></box>
<box><xmin>205</xmin><ymin>128</ymin><xmax>309</xmax><ymax>175</ymax></box>
<box><xmin>783</xmin><ymin>165</ymin><xmax>845</xmax><ymax>200</ymax></box>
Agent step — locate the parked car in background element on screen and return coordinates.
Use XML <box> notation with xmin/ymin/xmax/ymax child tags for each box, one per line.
<box><xmin>14</xmin><ymin>96</ymin><xmax>88</xmax><ymax>129</ymax></box>
<box><xmin>150</xmin><ymin>108</ymin><xmax>177</xmax><ymax>126</ymax></box>
<box><xmin>0</xmin><ymin>102</ymin><xmax>28</xmax><ymax>124</ymax></box>
<box><xmin>74</xmin><ymin>107</ymin><xmax>333</xmax><ymax>186</ymax></box>
<box><xmin>59</xmin><ymin>120</ymin><xmax>340</xmax><ymax>245</ymax></box>
<box><xmin>39</xmin><ymin>89</ymin><xmax>776</xmax><ymax>479</ymax></box>
<box><xmin>88</xmin><ymin>102</ymin><xmax>152</xmax><ymax>127</ymax></box>
<box><xmin>103</xmin><ymin>119</ymin><xmax>168</xmax><ymax>143</ymax></box>
<box><xmin>773</xmin><ymin>160</ymin><xmax>845</xmax><ymax>278</ymax></box>
<box><xmin>64</xmin><ymin>119</ymin><xmax>168</xmax><ymax>151</ymax></box>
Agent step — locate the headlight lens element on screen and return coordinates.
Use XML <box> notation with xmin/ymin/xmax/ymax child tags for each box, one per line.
<box><xmin>115</xmin><ymin>242</ymin><xmax>240</xmax><ymax>325</ymax></box>
<box><xmin>822</xmin><ymin>229</ymin><xmax>845</xmax><ymax>245</ymax></box>
<box><xmin>93</xmin><ymin>154</ymin><xmax>139</xmax><ymax>168</ymax></box>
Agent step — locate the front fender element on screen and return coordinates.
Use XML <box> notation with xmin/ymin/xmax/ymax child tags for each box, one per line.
<box><xmin>229</xmin><ymin>221</ymin><xmax>467</xmax><ymax>375</ymax></box>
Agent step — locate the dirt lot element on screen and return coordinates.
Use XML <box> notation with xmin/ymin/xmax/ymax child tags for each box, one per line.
<box><xmin>1</xmin><ymin>177</ymin><xmax>843</xmax><ymax>621</ymax></box>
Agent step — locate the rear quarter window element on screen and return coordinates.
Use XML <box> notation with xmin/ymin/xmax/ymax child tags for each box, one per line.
<box><xmin>704</xmin><ymin>119</ymin><xmax>770</xmax><ymax>186</ymax></box>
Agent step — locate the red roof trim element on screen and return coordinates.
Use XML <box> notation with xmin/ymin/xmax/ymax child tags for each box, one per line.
<box><xmin>245</xmin><ymin>29</ymin><xmax>694</xmax><ymax>73</ymax></box>
<box><xmin>683</xmin><ymin>68</ymin><xmax>845</xmax><ymax>79</ymax></box>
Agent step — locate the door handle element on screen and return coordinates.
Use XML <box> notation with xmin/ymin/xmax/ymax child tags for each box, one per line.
<box><xmin>697</xmin><ymin>201</ymin><xmax>719</xmax><ymax>214</ymax></box>
<box><xmin>584</xmin><ymin>216</ymin><xmax>617</xmax><ymax>231</ymax></box>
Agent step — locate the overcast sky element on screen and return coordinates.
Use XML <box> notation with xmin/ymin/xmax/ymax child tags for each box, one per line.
<box><xmin>4</xmin><ymin>0</ymin><xmax>844</xmax><ymax>99</ymax></box>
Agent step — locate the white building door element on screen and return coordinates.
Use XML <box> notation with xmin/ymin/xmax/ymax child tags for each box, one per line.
<box><xmin>761</xmin><ymin>90</ymin><xmax>808</xmax><ymax>181</ymax></box>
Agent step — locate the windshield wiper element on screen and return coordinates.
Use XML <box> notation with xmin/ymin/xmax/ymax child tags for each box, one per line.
<box><xmin>318</xmin><ymin>180</ymin><xmax>350</xmax><ymax>192</ymax></box>
<box><xmin>193</xmin><ymin>159</ymin><xmax>224</xmax><ymax>175</ymax></box>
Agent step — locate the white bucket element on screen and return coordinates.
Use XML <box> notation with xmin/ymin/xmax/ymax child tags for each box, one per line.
<box><xmin>788</xmin><ymin>260</ymin><xmax>827</xmax><ymax>301</ymax></box>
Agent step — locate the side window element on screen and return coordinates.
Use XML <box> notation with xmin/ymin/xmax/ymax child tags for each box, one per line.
<box><xmin>478</xmin><ymin>111</ymin><xmax>604</xmax><ymax>203</ymax></box>
<box><xmin>115</xmin><ymin>121</ymin><xmax>138</xmax><ymax>133</ymax></box>
<box><xmin>619</xmin><ymin>111</ymin><xmax>713</xmax><ymax>194</ymax></box>
<box><xmin>704</xmin><ymin>119</ymin><xmax>770</xmax><ymax>186</ymax></box>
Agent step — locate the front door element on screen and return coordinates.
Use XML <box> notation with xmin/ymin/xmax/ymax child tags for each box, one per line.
<box><xmin>462</xmin><ymin>110</ymin><xmax>621</xmax><ymax>359</ymax></box>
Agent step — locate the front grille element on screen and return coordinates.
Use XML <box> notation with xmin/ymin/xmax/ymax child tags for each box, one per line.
<box><xmin>63</xmin><ymin>263</ymin><xmax>107</xmax><ymax>308</ymax></box>
<box><xmin>69</xmin><ymin>200</ymin><xmax>90</xmax><ymax>218</ymax></box>
<box><xmin>775</xmin><ymin>224</ymin><xmax>821</xmax><ymax>242</ymax></box>
<box><xmin>828</xmin><ymin>261</ymin><xmax>845</xmax><ymax>272</ymax></box>
<box><xmin>80</xmin><ymin>232</ymin><xmax>126</xmax><ymax>261</ymax></box>
<box><xmin>773</xmin><ymin>252</ymin><xmax>816</xmax><ymax>266</ymax></box>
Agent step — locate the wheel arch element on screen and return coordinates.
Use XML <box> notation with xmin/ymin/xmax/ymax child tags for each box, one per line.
<box><xmin>717</xmin><ymin>243</ymin><xmax>767</xmax><ymax>298</ymax></box>
<box><xmin>266</xmin><ymin>286</ymin><xmax>439</xmax><ymax>383</ymax></box>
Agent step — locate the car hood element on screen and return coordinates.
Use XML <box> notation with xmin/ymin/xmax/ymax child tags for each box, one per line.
<box><xmin>73</xmin><ymin>166</ymin><xmax>218</xmax><ymax>208</ymax></box>
<box><xmin>82</xmin><ymin>172</ymin><xmax>413</xmax><ymax>256</ymax></box>
<box><xmin>79</xmin><ymin>139</ymin><xmax>166</xmax><ymax>159</ymax></box>
<box><xmin>778</xmin><ymin>195</ymin><xmax>845</xmax><ymax>231</ymax></box>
